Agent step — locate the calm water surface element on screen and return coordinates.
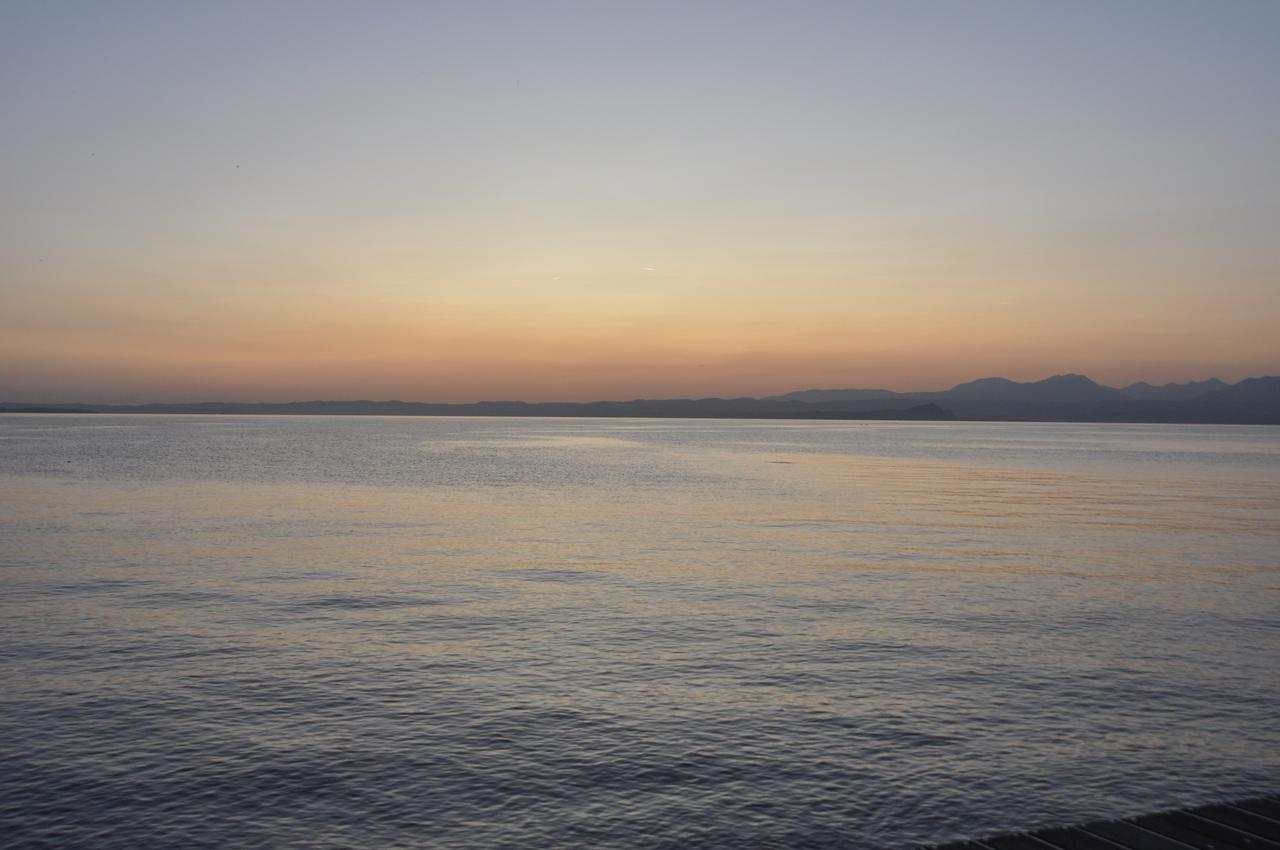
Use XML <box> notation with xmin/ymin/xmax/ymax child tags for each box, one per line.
<box><xmin>1</xmin><ymin>415</ymin><xmax>1277</xmax><ymax>848</ymax></box>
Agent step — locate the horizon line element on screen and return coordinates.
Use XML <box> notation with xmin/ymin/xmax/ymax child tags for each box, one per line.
<box><xmin>6</xmin><ymin>371</ymin><xmax>1275</xmax><ymax>409</ymax></box>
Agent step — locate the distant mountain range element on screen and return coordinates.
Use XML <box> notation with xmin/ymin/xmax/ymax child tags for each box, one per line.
<box><xmin>770</xmin><ymin>374</ymin><xmax>1231</xmax><ymax>404</ymax></box>
<box><xmin>2</xmin><ymin>374</ymin><xmax>1278</xmax><ymax>424</ymax></box>
<box><xmin>769</xmin><ymin>374</ymin><xmax>1278</xmax><ymax>423</ymax></box>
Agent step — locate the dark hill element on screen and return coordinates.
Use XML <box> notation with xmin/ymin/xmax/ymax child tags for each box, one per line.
<box><xmin>1120</xmin><ymin>378</ymin><xmax>1226</xmax><ymax>401</ymax></box>
<box><xmin>768</xmin><ymin>388</ymin><xmax>899</xmax><ymax>403</ymax></box>
<box><xmin>944</xmin><ymin>373</ymin><xmax>1116</xmax><ymax>402</ymax></box>
<box><xmin>1189</xmin><ymin>376</ymin><xmax>1280</xmax><ymax>422</ymax></box>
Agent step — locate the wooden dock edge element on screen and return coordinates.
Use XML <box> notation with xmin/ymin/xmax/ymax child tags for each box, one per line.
<box><xmin>917</xmin><ymin>793</ymin><xmax>1280</xmax><ymax>850</ymax></box>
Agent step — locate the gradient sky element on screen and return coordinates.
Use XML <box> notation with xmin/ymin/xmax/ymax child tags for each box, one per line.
<box><xmin>3</xmin><ymin>1</ymin><xmax>1278</xmax><ymax>402</ymax></box>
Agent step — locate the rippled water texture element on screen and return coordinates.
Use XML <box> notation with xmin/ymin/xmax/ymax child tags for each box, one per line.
<box><xmin>2</xmin><ymin>416</ymin><xmax>1277</xmax><ymax>848</ymax></box>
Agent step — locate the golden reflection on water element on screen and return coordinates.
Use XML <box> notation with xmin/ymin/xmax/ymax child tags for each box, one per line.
<box><xmin>6</xmin><ymin>436</ymin><xmax>1276</xmax><ymax>603</ymax></box>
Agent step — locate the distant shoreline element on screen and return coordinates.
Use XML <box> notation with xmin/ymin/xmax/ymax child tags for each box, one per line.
<box><xmin>2</xmin><ymin>402</ymin><xmax>1276</xmax><ymax>425</ymax></box>
<box><xmin>4</xmin><ymin>373</ymin><xmax>1277</xmax><ymax>425</ymax></box>
<box><xmin>0</xmin><ymin>404</ymin><xmax>953</xmax><ymax>421</ymax></box>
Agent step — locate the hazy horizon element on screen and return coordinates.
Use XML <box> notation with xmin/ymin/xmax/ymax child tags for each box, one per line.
<box><xmin>4</xmin><ymin>2</ymin><xmax>1279</xmax><ymax>403</ymax></box>
<box><xmin>3</xmin><ymin>370</ymin><xmax>1267</xmax><ymax>408</ymax></box>
<box><xmin>4</xmin><ymin>364</ymin><xmax>1271</xmax><ymax>407</ymax></box>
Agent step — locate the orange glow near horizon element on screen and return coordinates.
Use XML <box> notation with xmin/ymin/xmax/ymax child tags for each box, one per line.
<box><xmin>4</xmin><ymin>263</ymin><xmax>1275</xmax><ymax>402</ymax></box>
<box><xmin>2</xmin><ymin>4</ymin><xmax>1278</xmax><ymax>403</ymax></box>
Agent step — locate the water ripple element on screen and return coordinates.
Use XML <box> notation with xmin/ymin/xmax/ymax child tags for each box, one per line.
<box><xmin>1</xmin><ymin>416</ymin><xmax>1276</xmax><ymax>848</ymax></box>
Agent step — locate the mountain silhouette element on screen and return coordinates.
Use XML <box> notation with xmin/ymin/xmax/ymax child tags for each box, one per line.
<box><xmin>4</xmin><ymin>374</ymin><xmax>1277</xmax><ymax>424</ymax></box>
<box><xmin>944</xmin><ymin>373</ymin><xmax>1115</xmax><ymax>402</ymax></box>
<box><xmin>1190</xmin><ymin>376</ymin><xmax>1280</xmax><ymax>419</ymax></box>
<box><xmin>1120</xmin><ymin>378</ymin><xmax>1227</xmax><ymax>401</ymax></box>
<box><xmin>768</xmin><ymin>388</ymin><xmax>899</xmax><ymax>403</ymax></box>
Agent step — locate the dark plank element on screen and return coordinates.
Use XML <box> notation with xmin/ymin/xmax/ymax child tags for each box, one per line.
<box><xmin>1234</xmin><ymin>801</ymin><xmax>1280</xmax><ymax>823</ymax></box>
<box><xmin>1130</xmin><ymin>812</ymin><xmax>1252</xmax><ymax>850</ymax></box>
<box><xmin>985</xmin><ymin>834</ymin><xmax>1057</xmax><ymax>850</ymax></box>
<box><xmin>1192</xmin><ymin>805</ymin><xmax>1280</xmax><ymax>842</ymax></box>
<box><xmin>919</xmin><ymin>796</ymin><xmax>1280</xmax><ymax>850</ymax></box>
<box><xmin>1030</xmin><ymin>826</ymin><xmax>1129</xmax><ymax>850</ymax></box>
<box><xmin>1082</xmin><ymin>820</ymin><xmax>1200</xmax><ymax>850</ymax></box>
<box><xmin>1169</xmin><ymin>811</ymin><xmax>1280</xmax><ymax>850</ymax></box>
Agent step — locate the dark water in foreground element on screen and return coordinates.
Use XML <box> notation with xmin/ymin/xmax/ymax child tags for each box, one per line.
<box><xmin>1</xmin><ymin>415</ymin><xmax>1277</xmax><ymax>849</ymax></box>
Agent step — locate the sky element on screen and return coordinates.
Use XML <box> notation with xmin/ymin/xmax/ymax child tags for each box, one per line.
<box><xmin>2</xmin><ymin>1</ymin><xmax>1278</xmax><ymax>403</ymax></box>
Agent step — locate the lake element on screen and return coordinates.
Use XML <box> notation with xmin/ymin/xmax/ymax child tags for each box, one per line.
<box><xmin>1</xmin><ymin>415</ymin><xmax>1277</xmax><ymax>848</ymax></box>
